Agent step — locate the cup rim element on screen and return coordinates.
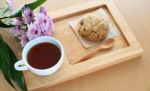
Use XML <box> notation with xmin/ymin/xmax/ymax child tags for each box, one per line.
<box><xmin>22</xmin><ymin>36</ymin><xmax>64</xmax><ymax>71</ymax></box>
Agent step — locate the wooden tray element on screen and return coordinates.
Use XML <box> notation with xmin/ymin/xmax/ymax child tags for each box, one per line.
<box><xmin>24</xmin><ymin>0</ymin><xmax>143</xmax><ymax>90</ymax></box>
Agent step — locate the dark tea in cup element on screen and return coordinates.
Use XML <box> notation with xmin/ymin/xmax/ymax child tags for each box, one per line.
<box><xmin>14</xmin><ymin>36</ymin><xmax>64</xmax><ymax>75</ymax></box>
<box><xmin>27</xmin><ymin>43</ymin><xmax>61</xmax><ymax>69</ymax></box>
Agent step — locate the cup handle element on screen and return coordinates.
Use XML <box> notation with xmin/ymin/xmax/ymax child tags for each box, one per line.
<box><xmin>14</xmin><ymin>60</ymin><xmax>28</xmax><ymax>71</ymax></box>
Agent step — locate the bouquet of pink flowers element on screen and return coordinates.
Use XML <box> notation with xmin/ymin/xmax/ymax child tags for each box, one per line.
<box><xmin>12</xmin><ymin>7</ymin><xmax>53</xmax><ymax>47</ymax></box>
<box><xmin>0</xmin><ymin>0</ymin><xmax>53</xmax><ymax>47</ymax></box>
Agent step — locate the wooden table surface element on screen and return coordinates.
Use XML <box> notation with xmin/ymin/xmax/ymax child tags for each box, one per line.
<box><xmin>0</xmin><ymin>0</ymin><xmax>150</xmax><ymax>91</ymax></box>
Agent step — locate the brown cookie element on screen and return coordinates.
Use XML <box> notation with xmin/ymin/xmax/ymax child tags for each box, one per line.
<box><xmin>79</xmin><ymin>13</ymin><xmax>109</xmax><ymax>41</ymax></box>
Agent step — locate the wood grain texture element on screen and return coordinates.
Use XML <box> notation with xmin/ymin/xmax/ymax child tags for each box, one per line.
<box><xmin>0</xmin><ymin>0</ymin><xmax>150</xmax><ymax>91</ymax></box>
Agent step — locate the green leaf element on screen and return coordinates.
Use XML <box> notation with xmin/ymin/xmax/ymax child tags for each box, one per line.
<box><xmin>0</xmin><ymin>5</ymin><xmax>9</xmax><ymax>16</ymax></box>
<box><xmin>0</xmin><ymin>20</ymin><xmax>14</xmax><ymax>28</ymax></box>
<box><xmin>1</xmin><ymin>0</ymin><xmax>46</xmax><ymax>19</ymax></box>
<box><xmin>0</xmin><ymin>35</ymin><xmax>27</xmax><ymax>91</ymax></box>
<box><xmin>0</xmin><ymin>35</ymin><xmax>16</xmax><ymax>89</ymax></box>
<box><xmin>25</xmin><ymin>0</ymin><xmax>46</xmax><ymax>10</ymax></box>
<box><xmin>6</xmin><ymin>43</ymin><xmax>27</xmax><ymax>91</ymax></box>
<box><xmin>0</xmin><ymin>0</ymin><xmax>46</xmax><ymax>28</ymax></box>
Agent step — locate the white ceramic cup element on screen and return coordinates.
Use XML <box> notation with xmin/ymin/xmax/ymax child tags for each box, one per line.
<box><xmin>14</xmin><ymin>36</ymin><xmax>64</xmax><ymax>76</ymax></box>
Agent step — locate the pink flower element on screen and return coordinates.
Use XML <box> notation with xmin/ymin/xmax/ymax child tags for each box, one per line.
<box><xmin>43</xmin><ymin>30</ymin><xmax>52</xmax><ymax>36</ymax></box>
<box><xmin>39</xmin><ymin>7</ymin><xmax>46</xmax><ymax>15</ymax></box>
<box><xmin>12</xmin><ymin>25</ymin><xmax>21</xmax><ymax>36</ymax></box>
<box><xmin>13</xmin><ymin>17</ymin><xmax>22</xmax><ymax>25</ymax></box>
<box><xmin>22</xmin><ymin>7</ymin><xmax>34</xmax><ymax>24</ymax></box>
<box><xmin>35</xmin><ymin>13</ymin><xmax>53</xmax><ymax>32</ymax></box>
<box><xmin>19</xmin><ymin>35</ymin><xmax>29</xmax><ymax>47</ymax></box>
<box><xmin>6</xmin><ymin>0</ymin><xmax>13</xmax><ymax>14</ymax></box>
<box><xmin>27</xmin><ymin>23</ymin><xmax>41</xmax><ymax>40</ymax></box>
<box><xmin>11</xmin><ymin>6</ymin><xmax>54</xmax><ymax>47</ymax></box>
